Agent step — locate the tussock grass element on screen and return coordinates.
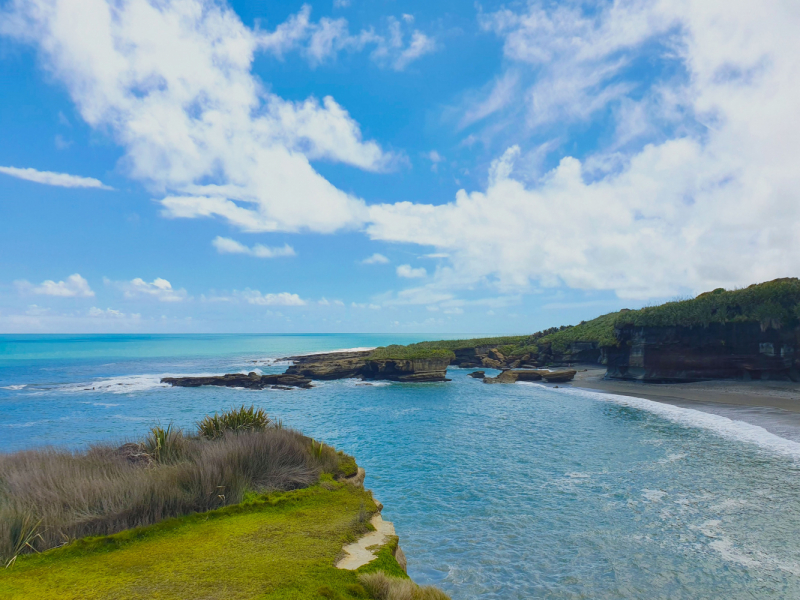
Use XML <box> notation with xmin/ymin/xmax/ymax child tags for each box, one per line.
<box><xmin>359</xmin><ymin>572</ymin><xmax>451</xmax><ymax>600</ymax></box>
<box><xmin>197</xmin><ymin>404</ymin><xmax>271</xmax><ymax>439</ymax></box>
<box><xmin>0</xmin><ymin>409</ymin><xmax>356</xmax><ymax>565</ymax></box>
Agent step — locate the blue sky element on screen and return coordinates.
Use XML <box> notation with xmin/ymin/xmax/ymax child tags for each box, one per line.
<box><xmin>1</xmin><ymin>0</ymin><xmax>798</xmax><ymax>334</ymax></box>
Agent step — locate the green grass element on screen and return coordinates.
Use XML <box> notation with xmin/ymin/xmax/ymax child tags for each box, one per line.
<box><xmin>615</xmin><ymin>278</ymin><xmax>800</xmax><ymax>329</ymax></box>
<box><xmin>197</xmin><ymin>404</ymin><xmax>271</xmax><ymax>439</ymax></box>
<box><xmin>0</xmin><ymin>479</ymin><xmax>398</xmax><ymax>600</ymax></box>
<box><xmin>366</xmin><ymin>346</ymin><xmax>456</xmax><ymax>361</ymax></box>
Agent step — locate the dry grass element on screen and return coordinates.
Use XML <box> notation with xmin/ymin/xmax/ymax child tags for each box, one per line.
<box><xmin>0</xmin><ymin>420</ymin><xmax>353</xmax><ymax>566</ymax></box>
<box><xmin>359</xmin><ymin>572</ymin><xmax>451</xmax><ymax>600</ymax></box>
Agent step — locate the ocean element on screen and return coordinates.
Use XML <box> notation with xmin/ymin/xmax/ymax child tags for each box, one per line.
<box><xmin>2</xmin><ymin>333</ymin><xmax>800</xmax><ymax>599</ymax></box>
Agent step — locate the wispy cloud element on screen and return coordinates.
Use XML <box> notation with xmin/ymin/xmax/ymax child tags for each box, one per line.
<box><xmin>0</xmin><ymin>166</ymin><xmax>110</xmax><ymax>189</ymax></box>
<box><xmin>16</xmin><ymin>273</ymin><xmax>95</xmax><ymax>297</ymax></box>
<box><xmin>212</xmin><ymin>236</ymin><xmax>296</xmax><ymax>258</ymax></box>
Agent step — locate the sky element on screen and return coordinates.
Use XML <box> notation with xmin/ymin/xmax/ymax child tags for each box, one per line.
<box><xmin>0</xmin><ymin>0</ymin><xmax>798</xmax><ymax>334</ymax></box>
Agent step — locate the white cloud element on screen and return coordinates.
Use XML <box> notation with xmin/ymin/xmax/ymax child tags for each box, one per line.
<box><xmin>318</xmin><ymin>297</ymin><xmax>345</xmax><ymax>306</ymax></box>
<box><xmin>89</xmin><ymin>306</ymin><xmax>139</xmax><ymax>319</ymax></box>
<box><xmin>113</xmin><ymin>277</ymin><xmax>188</xmax><ymax>302</ymax></box>
<box><xmin>333</xmin><ymin>0</ymin><xmax>351</xmax><ymax>8</ymax></box>
<box><xmin>361</xmin><ymin>253</ymin><xmax>389</xmax><ymax>264</ymax></box>
<box><xmin>365</xmin><ymin>0</ymin><xmax>800</xmax><ymax>299</ymax></box>
<box><xmin>212</xmin><ymin>236</ymin><xmax>295</xmax><ymax>258</ymax></box>
<box><xmin>16</xmin><ymin>273</ymin><xmax>95</xmax><ymax>297</ymax></box>
<box><xmin>396</xmin><ymin>264</ymin><xmax>427</xmax><ymax>279</ymax></box>
<box><xmin>0</xmin><ymin>166</ymin><xmax>110</xmax><ymax>189</ymax></box>
<box><xmin>258</xmin><ymin>7</ymin><xmax>436</xmax><ymax>71</ymax></box>
<box><xmin>244</xmin><ymin>291</ymin><xmax>306</xmax><ymax>306</ymax></box>
<box><xmin>351</xmin><ymin>302</ymin><xmax>381</xmax><ymax>309</ymax></box>
<box><xmin>1</xmin><ymin>0</ymin><xmax>395</xmax><ymax>235</ymax></box>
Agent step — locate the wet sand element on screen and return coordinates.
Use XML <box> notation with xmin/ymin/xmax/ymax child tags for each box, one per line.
<box><xmin>569</xmin><ymin>367</ymin><xmax>800</xmax><ymax>442</ymax></box>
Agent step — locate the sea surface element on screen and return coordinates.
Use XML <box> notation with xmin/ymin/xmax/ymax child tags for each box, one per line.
<box><xmin>2</xmin><ymin>333</ymin><xmax>800</xmax><ymax>599</ymax></box>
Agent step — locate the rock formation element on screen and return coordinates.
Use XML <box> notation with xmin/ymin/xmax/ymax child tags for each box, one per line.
<box><xmin>483</xmin><ymin>369</ymin><xmax>576</xmax><ymax>384</ymax></box>
<box><xmin>161</xmin><ymin>372</ymin><xmax>313</xmax><ymax>389</ymax></box>
<box><xmin>606</xmin><ymin>323</ymin><xmax>800</xmax><ymax>382</ymax></box>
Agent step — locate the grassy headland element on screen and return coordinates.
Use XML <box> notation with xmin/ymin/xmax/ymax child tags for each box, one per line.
<box><xmin>0</xmin><ymin>407</ymin><xmax>445</xmax><ymax>599</ymax></box>
<box><xmin>364</xmin><ymin>278</ymin><xmax>800</xmax><ymax>364</ymax></box>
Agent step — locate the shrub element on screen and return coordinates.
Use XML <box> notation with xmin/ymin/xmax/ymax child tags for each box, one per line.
<box><xmin>0</xmin><ymin>420</ymin><xmax>357</xmax><ymax>564</ymax></box>
<box><xmin>359</xmin><ymin>572</ymin><xmax>451</xmax><ymax>600</ymax></box>
<box><xmin>144</xmin><ymin>423</ymin><xmax>187</xmax><ymax>463</ymax></box>
<box><xmin>197</xmin><ymin>405</ymin><xmax>271</xmax><ymax>439</ymax></box>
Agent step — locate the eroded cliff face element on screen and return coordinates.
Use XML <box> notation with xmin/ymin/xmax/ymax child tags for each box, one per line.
<box><xmin>605</xmin><ymin>323</ymin><xmax>800</xmax><ymax>382</ymax></box>
<box><xmin>283</xmin><ymin>351</ymin><xmax>450</xmax><ymax>382</ymax></box>
<box><xmin>361</xmin><ymin>358</ymin><xmax>451</xmax><ymax>382</ymax></box>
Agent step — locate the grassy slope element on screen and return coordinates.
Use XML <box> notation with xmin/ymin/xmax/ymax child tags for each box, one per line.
<box><xmin>0</xmin><ymin>478</ymin><xmax>401</xmax><ymax>600</ymax></box>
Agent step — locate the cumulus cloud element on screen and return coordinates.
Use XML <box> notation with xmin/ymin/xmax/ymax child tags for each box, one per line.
<box><xmin>367</xmin><ymin>0</ymin><xmax>800</xmax><ymax>299</ymax></box>
<box><xmin>396</xmin><ymin>264</ymin><xmax>427</xmax><ymax>279</ymax></box>
<box><xmin>16</xmin><ymin>273</ymin><xmax>95</xmax><ymax>297</ymax></box>
<box><xmin>112</xmin><ymin>277</ymin><xmax>188</xmax><ymax>302</ymax></box>
<box><xmin>243</xmin><ymin>291</ymin><xmax>306</xmax><ymax>306</ymax></box>
<box><xmin>351</xmin><ymin>302</ymin><xmax>381</xmax><ymax>309</ymax></box>
<box><xmin>1</xmin><ymin>0</ymin><xmax>396</xmax><ymax>235</ymax></box>
<box><xmin>212</xmin><ymin>236</ymin><xmax>295</xmax><ymax>258</ymax></box>
<box><xmin>361</xmin><ymin>253</ymin><xmax>389</xmax><ymax>264</ymax></box>
<box><xmin>0</xmin><ymin>166</ymin><xmax>110</xmax><ymax>189</ymax></box>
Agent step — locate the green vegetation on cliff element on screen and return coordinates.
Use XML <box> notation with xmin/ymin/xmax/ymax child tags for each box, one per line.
<box><xmin>370</xmin><ymin>278</ymin><xmax>800</xmax><ymax>362</ymax></box>
<box><xmin>0</xmin><ymin>407</ymin><xmax>442</xmax><ymax>599</ymax></box>
<box><xmin>0</xmin><ymin>479</ymin><xmax>402</xmax><ymax>600</ymax></box>
<box><xmin>367</xmin><ymin>345</ymin><xmax>456</xmax><ymax>361</ymax></box>
<box><xmin>614</xmin><ymin>278</ymin><xmax>800</xmax><ymax>329</ymax></box>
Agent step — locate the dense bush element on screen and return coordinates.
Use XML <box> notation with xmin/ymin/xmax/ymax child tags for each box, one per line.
<box><xmin>615</xmin><ymin>278</ymin><xmax>800</xmax><ymax>329</ymax></box>
<box><xmin>0</xmin><ymin>409</ymin><xmax>356</xmax><ymax>566</ymax></box>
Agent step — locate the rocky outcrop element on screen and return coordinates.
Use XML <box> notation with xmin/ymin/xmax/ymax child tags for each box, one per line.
<box><xmin>360</xmin><ymin>358</ymin><xmax>450</xmax><ymax>382</ymax></box>
<box><xmin>284</xmin><ymin>351</ymin><xmax>371</xmax><ymax>380</ymax></box>
<box><xmin>606</xmin><ymin>323</ymin><xmax>800</xmax><ymax>382</ymax></box>
<box><xmin>283</xmin><ymin>351</ymin><xmax>450</xmax><ymax>382</ymax></box>
<box><xmin>483</xmin><ymin>369</ymin><xmax>576</xmax><ymax>384</ymax></box>
<box><xmin>161</xmin><ymin>372</ymin><xmax>313</xmax><ymax>389</ymax></box>
<box><xmin>468</xmin><ymin>370</ymin><xmax>486</xmax><ymax>379</ymax></box>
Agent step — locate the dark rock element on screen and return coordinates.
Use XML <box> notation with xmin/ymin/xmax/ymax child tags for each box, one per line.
<box><xmin>605</xmin><ymin>323</ymin><xmax>800</xmax><ymax>382</ymax></box>
<box><xmin>284</xmin><ymin>351</ymin><xmax>371</xmax><ymax>380</ymax></box>
<box><xmin>282</xmin><ymin>351</ymin><xmax>450</xmax><ymax>383</ymax></box>
<box><xmin>161</xmin><ymin>373</ymin><xmax>313</xmax><ymax>389</ymax></box>
<box><xmin>484</xmin><ymin>370</ymin><xmax>518</xmax><ymax>384</ymax></box>
<box><xmin>541</xmin><ymin>370</ymin><xmax>576</xmax><ymax>383</ymax></box>
<box><xmin>468</xmin><ymin>370</ymin><xmax>486</xmax><ymax>379</ymax></box>
<box><xmin>361</xmin><ymin>358</ymin><xmax>450</xmax><ymax>382</ymax></box>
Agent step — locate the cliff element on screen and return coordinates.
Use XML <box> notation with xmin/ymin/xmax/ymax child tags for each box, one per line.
<box><xmin>285</xmin><ymin>351</ymin><xmax>450</xmax><ymax>383</ymax></box>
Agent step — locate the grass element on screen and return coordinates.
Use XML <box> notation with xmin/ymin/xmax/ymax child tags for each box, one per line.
<box><xmin>366</xmin><ymin>346</ymin><xmax>456</xmax><ymax>361</ymax></box>
<box><xmin>198</xmin><ymin>404</ymin><xmax>271</xmax><ymax>439</ymax></box>
<box><xmin>0</xmin><ymin>480</ymin><xmax>407</xmax><ymax>600</ymax></box>
<box><xmin>359</xmin><ymin>572</ymin><xmax>451</xmax><ymax>600</ymax></box>
<box><xmin>0</xmin><ymin>408</ymin><xmax>356</xmax><ymax>564</ymax></box>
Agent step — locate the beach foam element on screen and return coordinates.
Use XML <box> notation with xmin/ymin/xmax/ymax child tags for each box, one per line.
<box><xmin>562</xmin><ymin>386</ymin><xmax>800</xmax><ymax>460</ymax></box>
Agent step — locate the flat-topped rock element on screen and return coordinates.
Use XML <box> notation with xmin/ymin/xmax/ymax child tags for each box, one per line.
<box><xmin>283</xmin><ymin>351</ymin><xmax>450</xmax><ymax>383</ymax></box>
<box><xmin>483</xmin><ymin>369</ymin><xmax>577</xmax><ymax>384</ymax></box>
<box><xmin>161</xmin><ymin>372</ymin><xmax>313</xmax><ymax>389</ymax></box>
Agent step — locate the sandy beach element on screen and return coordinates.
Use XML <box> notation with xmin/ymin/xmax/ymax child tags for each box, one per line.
<box><xmin>570</xmin><ymin>367</ymin><xmax>800</xmax><ymax>442</ymax></box>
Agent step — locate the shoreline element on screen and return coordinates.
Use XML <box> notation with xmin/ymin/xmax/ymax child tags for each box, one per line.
<box><xmin>569</xmin><ymin>367</ymin><xmax>800</xmax><ymax>443</ymax></box>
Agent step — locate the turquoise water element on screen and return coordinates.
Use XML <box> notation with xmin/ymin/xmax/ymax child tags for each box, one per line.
<box><xmin>2</xmin><ymin>334</ymin><xmax>800</xmax><ymax>598</ymax></box>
